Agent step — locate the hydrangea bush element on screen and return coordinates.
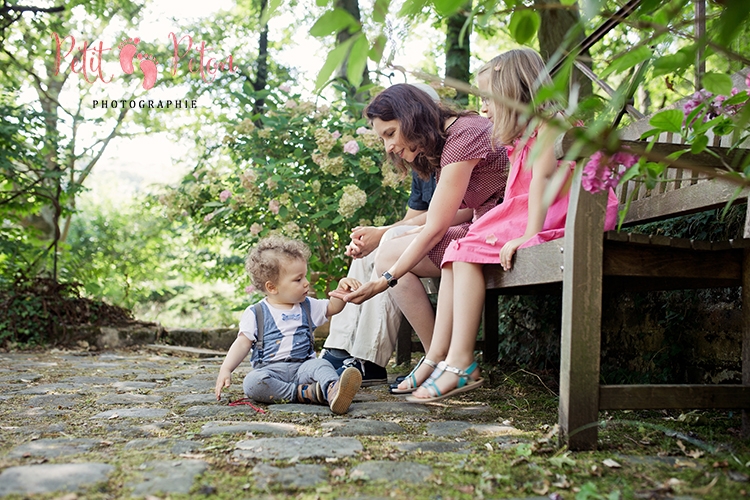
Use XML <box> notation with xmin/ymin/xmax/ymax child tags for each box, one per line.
<box><xmin>161</xmin><ymin>87</ymin><xmax>410</xmax><ymax>298</ymax></box>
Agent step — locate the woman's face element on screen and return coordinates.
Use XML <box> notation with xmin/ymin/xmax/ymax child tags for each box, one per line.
<box><xmin>371</xmin><ymin>118</ymin><xmax>420</xmax><ymax>163</ymax></box>
<box><xmin>477</xmin><ymin>72</ymin><xmax>494</xmax><ymax>123</ymax></box>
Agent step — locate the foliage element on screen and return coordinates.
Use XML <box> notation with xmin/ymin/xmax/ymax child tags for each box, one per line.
<box><xmin>162</xmin><ymin>84</ymin><xmax>410</xmax><ymax>297</ymax></box>
<box><xmin>0</xmin><ymin>94</ymin><xmax>62</xmax><ymax>280</ymax></box>
<box><xmin>0</xmin><ymin>276</ymin><xmax>133</xmax><ymax>348</ymax></box>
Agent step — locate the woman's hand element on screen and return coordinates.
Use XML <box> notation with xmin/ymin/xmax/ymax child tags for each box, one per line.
<box><xmin>330</xmin><ymin>277</ymin><xmax>389</xmax><ymax>304</ymax></box>
<box><xmin>334</xmin><ymin>277</ymin><xmax>361</xmax><ymax>294</ymax></box>
<box><xmin>345</xmin><ymin>226</ymin><xmax>387</xmax><ymax>259</ymax></box>
<box><xmin>499</xmin><ymin>236</ymin><xmax>530</xmax><ymax>271</ymax></box>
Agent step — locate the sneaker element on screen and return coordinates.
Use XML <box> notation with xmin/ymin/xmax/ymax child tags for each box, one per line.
<box><xmin>327</xmin><ymin>366</ymin><xmax>362</xmax><ymax>414</ymax></box>
<box><xmin>337</xmin><ymin>357</ymin><xmax>388</xmax><ymax>387</ymax></box>
<box><xmin>321</xmin><ymin>348</ymin><xmax>350</xmax><ymax>371</ymax></box>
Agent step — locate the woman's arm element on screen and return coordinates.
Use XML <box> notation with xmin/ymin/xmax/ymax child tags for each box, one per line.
<box><xmin>342</xmin><ymin>159</ymin><xmax>479</xmax><ymax>303</ymax></box>
<box><xmin>499</xmin><ymin>124</ymin><xmax>559</xmax><ymax>270</ymax></box>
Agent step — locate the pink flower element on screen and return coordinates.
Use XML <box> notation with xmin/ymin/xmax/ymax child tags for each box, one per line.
<box><xmin>582</xmin><ymin>150</ymin><xmax>639</xmax><ymax>194</ymax></box>
<box><xmin>331</xmin><ymin>130</ymin><xmax>341</xmax><ymax>139</ymax></box>
<box><xmin>219</xmin><ymin>189</ymin><xmax>232</xmax><ymax>202</ymax></box>
<box><xmin>250</xmin><ymin>223</ymin><xmax>262</xmax><ymax>235</ymax></box>
<box><xmin>204</xmin><ymin>213</ymin><xmax>215</xmax><ymax>222</ymax></box>
<box><xmin>356</xmin><ymin>126</ymin><xmax>371</xmax><ymax>135</ymax></box>
<box><xmin>284</xmin><ymin>99</ymin><xmax>297</xmax><ymax>108</ymax></box>
<box><xmin>343</xmin><ymin>140</ymin><xmax>359</xmax><ymax>155</ymax></box>
<box><xmin>279</xmin><ymin>84</ymin><xmax>291</xmax><ymax>93</ymax></box>
<box><xmin>745</xmin><ymin>73</ymin><xmax>750</xmax><ymax>88</ymax></box>
<box><xmin>269</xmin><ymin>199</ymin><xmax>280</xmax><ymax>215</ymax></box>
<box><xmin>245</xmin><ymin>285</ymin><xmax>256</xmax><ymax>294</ymax></box>
<box><xmin>485</xmin><ymin>233</ymin><xmax>498</xmax><ymax>246</ymax></box>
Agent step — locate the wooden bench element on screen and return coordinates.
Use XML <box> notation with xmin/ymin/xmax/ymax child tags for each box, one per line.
<box><xmin>481</xmin><ymin>97</ymin><xmax>750</xmax><ymax>450</ymax></box>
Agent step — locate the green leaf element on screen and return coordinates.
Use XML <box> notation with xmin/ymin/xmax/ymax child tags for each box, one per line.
<box><xmin>260</xmin><ymin>0</ymin><xmax>282</xmax><ymax>26</ymax></box>
<box><xmin>508</xmin><ymin>9</ymin><xmax>540</xmax><ymax>45</ymax></box>
<box><xmin>347</xmin><ymin>34</ymin><xmax>369</xmax><ymax>89</ymax></box>
<box><xmin>372</xmin><ymin>0</ymin><xmax>390</xmax><ymax>23</ymax></box>
<box><xmin>316</xmin><ymin>0</ymin><xmax>328</xmax><ymax>5</ymax></box>
<box><xmin>652</xmin><ymin>48</ymin><xmax>692</xmax><ymax>78</ymax></box>
<box><xmin>691</xmin><ymin>134</ymin><xmax>709</xmax><ymax>155</ymax></box>
<box><xmin>702</xmin><ymin>72</ymin><xmax>733</xmax><ymax>97</ymax></box>
<box><xmin>559</xmin><ymin>0</ymin><xmax>576</xmax><ymax>4</ymax></box>
<box><xmin>433</xmin><ymin>0</ymin><xmax>467</xmax><ymax>17</ymax></box>
<box><xmin>368</xmin><ymin>34</ymin><xmax>387</xmax><ymax>64</ymax></box>
<box><xmin>649</xmin><ymin>109</ymin><xmax>684</xmax><ymax>134</ymax></box>
<box><xmin>309</xmin><ymin>8</ymin><xmax>359</xmax><ymax>38</ymax></box>
<box><xmin>398</xmin><ymin>0</ymin><xmax>426</xmax><ymax>17</ymax></box>
<box><xmin>315</xmin><ymin>37</ymin><xmax>355</xmax><ymax>91</ymax></box>
<box><xmin>600</xmin><ymin>46</ymin><xmax>651</xmax><ymax>79</ymax></box>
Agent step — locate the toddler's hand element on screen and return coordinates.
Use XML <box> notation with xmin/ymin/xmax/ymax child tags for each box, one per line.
<box><xmin>215</xmin><ymin>371</ymin><xmax>232</xmax><ymax>400</ymax></box>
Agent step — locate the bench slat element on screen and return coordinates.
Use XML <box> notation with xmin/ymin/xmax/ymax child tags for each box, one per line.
<box><xmin>621</xmin><ymin>178</ymin><xmax>750</xmax><ymax>226</ymax></box>
<box><xmin>599</xmin><ymin>385</ymin><xmax>750</xmax><ymax>410</ymax></box>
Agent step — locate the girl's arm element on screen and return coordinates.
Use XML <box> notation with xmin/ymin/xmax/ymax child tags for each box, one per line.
<box><xmin>500</xmin><ymin>124</ymin><xmax>559</xmax><ymax>270</ymax></box>
<box><xmin>215</xmin><ymin>334</ymin><xmax>253</xmax><ymax>400</ymax></box>
<box><xmin>342</xmin><ymin>159</ymin><xmax>478</xmax><ymax>303</ymax></box>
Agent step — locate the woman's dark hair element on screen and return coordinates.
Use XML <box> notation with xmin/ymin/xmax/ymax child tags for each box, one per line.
<box><xmin>364</xmin><ymin>84</ymin><xmax>472</xmax><ymax>179</ymax></box>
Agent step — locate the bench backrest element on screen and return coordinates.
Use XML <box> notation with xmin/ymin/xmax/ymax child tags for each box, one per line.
<box><xmin>611</xmin><ymin>70</ymin><xmax>750</xmax><ymax>228</ymax></box>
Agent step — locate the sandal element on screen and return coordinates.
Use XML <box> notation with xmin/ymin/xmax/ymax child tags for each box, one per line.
<box><xmin>296</xmin><ymin>382</ymin><xmax>325</xmax><ymax>405</ymax></box>
<box><xmin>406</xmin><ymin>360</ymin><xmax>484</xmax><ymax>403</ymax></box>
<box><xmin>390</xmin><ymin>356</ymin><xmax>439</xmax><ymax>394</ymax></box>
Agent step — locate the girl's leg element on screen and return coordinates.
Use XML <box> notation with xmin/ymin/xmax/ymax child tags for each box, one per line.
<box><xmin>243</xmin><ymin>363</ymin><xmax>299</xmax><ymax>404</ymax></box>
<box><xmin>412</xmin><ymin>261</ymin><xmax>485</xmax><ymax>398</ymax></box>
<box><xmin>374</xmin><ymin>233</ymin><xmax>440</xmax><ymax>353</ymax></box>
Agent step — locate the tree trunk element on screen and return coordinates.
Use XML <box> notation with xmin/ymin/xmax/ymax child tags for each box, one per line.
<box><xmin>335</xmin><ymin>0</ymin><xmax>370</xmax><ymax>98</ymax></box>
<box><xmin>445</xmin><ymin>2</ymin><xmax>472</xmax><ymax>106</ymax></box>
<box><xmin>535</xmin><ymin>0</ymin><xmax>592</xmax><ymax>99</ymax></box>
<box><xmin>253</xmin><ymin>0</ymin><xmax>269</xmax><ymax>117</ymax></box>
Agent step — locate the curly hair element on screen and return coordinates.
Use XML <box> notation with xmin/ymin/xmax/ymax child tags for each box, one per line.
<box><xmin>364</xmin><ymin>83</ymin><xmax>474</xmax><ymax>179</ymax></box>
<box><xmin>245</xmin><ymin>235</ymin><xmax>311</xmax><ymax>293</ymax></box>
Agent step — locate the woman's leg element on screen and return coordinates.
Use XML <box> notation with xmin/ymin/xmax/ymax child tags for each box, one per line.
<box><xmin>374</xmin><ymin>232</ymin><xmax>440</xmax><ymax>353</ymax></box>
<box><xmin>411</xmin><ymin>261</ymin><xmax>485</xmax><ymax>398</ymax></box>
<box><xmin>395</xmin><ymin>263</ymin><xmax>455</xmax><ymax>391</ymax></box>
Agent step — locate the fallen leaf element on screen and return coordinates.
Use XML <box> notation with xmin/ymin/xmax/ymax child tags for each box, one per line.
<box><xmin>108</xmin><ymin>413</ymin><xmax>119</xmax><ymax>420</ymax></box>
<box><xmin>457</xmin><ymin>485</ymin><xmax>474</xmax><ymax>494</ymax></box>
<box><xmin>330</xmin><ymin>467</ymin><xmax>346</xmax><ymax>478</ymax></box>
<box><xmin>691</xmin><ymin>476</ymin><xmax>719</xmax><ymax>496</ymax></box>
<box><xmin>484</xmin><ymin>443</ymin><xmax>493</xmax><ymax>452</ymax></box>
<box><xmin>531</xmin><ymin>480</ymin><xmax>550</xmax><ymax>495</ymax></box>
<box><xmin>728</xmin><ymin>470</ymin><xmax>750</xmax><ymax>482</ymax></box>
<box><xmin>602</xmin><ymin>458</ymin><xmax>621</xmax><ymax>468</ymax></box>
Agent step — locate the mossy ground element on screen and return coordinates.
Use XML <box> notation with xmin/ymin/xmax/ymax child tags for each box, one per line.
<box><xmin>0</xmin><ymin>350</ymin><xmax>749</xmax><ymax>499</ymax></box>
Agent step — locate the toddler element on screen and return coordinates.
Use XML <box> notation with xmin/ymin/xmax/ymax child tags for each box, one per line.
<box><xmin>215</xmin><ymin>235</ymin><xmax>362</xmax><ymax>414</ymax></box>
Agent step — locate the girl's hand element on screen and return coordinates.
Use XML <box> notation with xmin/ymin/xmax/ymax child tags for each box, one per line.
<box><xmin>337</xmin><ymin>278</ymin><xmax>388</xmax><ymax>304</ymax></box>
<box><xmin>499</xmin><ymin>237</ymin><xmax>530</xmax><ymax>271</ymax></box>
<box><xmin>329</xmin><ymin>278</ymin><xmax>361</xmax><ymax>298</ymax></box>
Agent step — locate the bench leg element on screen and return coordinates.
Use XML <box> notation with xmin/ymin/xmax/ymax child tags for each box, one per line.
<box><xmin>395</xmin><ymin>313</ymin><xmax>412</xmax><ymax>366</ymax></box>
<box><xmin>743</xmin><ymin>249</ymin><xmax>750</xmax><ymax>436</ymax></box>
<box><xmin>483</xmin><ymin>289</ymin><xmax>500</xmax><ymax>364</ymax></box>
<box><xmin>558</xmin><ymin>177</ymin><xmax>607</xmax><ymax>451</ymax></box>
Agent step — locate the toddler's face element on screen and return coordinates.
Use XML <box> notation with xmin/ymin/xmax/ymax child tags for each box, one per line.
<box><xmin>272</xmin><ymin>258</ymin><xmax>310</xmax><ymax>305</ymax></box>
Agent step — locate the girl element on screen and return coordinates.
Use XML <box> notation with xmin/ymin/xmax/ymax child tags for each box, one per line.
<box><xmin>407</xmin><ymin>48</ymin><xmax>619</xmax><ymax>402</ymax></box>
<box><xmin>334</xmin><ymin>84</ymin><xmax>510</xmax><ymax>393</ymax></box>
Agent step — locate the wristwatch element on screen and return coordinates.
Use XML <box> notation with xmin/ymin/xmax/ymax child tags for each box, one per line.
<box><xmin>381</xmin><ymin>271</ymin><xmax>398</xmax><ymax>288</ymax></box>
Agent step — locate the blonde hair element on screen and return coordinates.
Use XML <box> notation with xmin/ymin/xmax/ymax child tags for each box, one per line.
<box><xmin>477</xmin><ymin>48</ymin><xmax>553</xmax><ymax>145</ymax></box>
<box><xmin>245</xmin><ymin>235</ymin><xmax>311</xmax><ymax>293</ymax></box>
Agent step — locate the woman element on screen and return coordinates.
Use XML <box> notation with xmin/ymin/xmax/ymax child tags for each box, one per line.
<box><xmin>333</xmin><ymin>83</ymin><xmax>509</xmax><ymax>393</ymax></box>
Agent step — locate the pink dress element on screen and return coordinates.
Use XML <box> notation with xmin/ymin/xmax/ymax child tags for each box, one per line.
<box><xmin>441</xmin><ymin>131</ymin><xmax>619</xmax><ymax>266</ymax></box>
<box><xmin>425</xmin><ymin>115</ymin><xmax>510</xmax><ymax>267</ymax></box>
